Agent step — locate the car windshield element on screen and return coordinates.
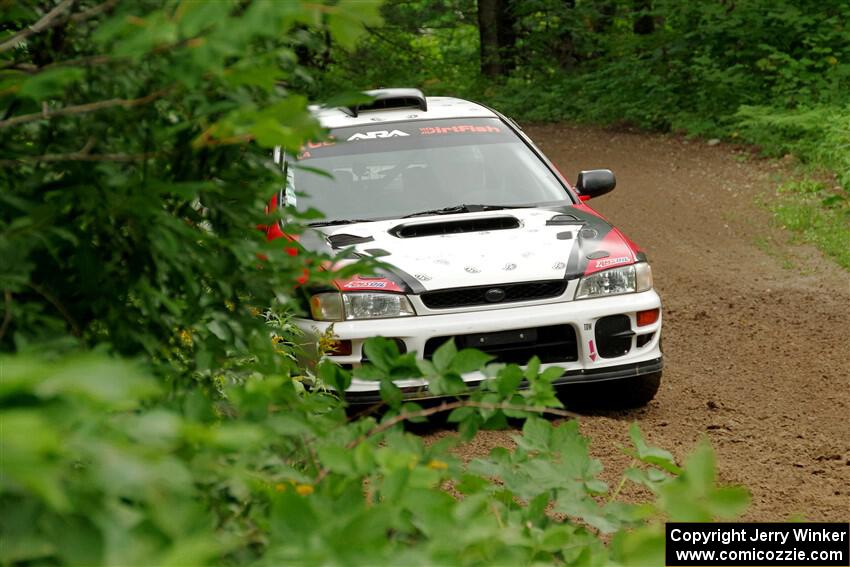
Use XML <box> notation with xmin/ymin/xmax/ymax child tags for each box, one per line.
<box><xmin>287</xmin><ymin>118</ymin><xmax>572</xmax><ymax>223</ymax></box>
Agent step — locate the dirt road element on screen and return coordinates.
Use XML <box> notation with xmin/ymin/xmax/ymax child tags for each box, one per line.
<box><xmin>427</xmin><ymin>124</ymin><xmax>850</xmax><ymax>521</ymax></box>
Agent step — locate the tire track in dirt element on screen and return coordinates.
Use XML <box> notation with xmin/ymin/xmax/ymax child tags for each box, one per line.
<box><xmin>425</xmin><ymin>124</ymin><xmax>850</xmax><ymax>521</ymax></box>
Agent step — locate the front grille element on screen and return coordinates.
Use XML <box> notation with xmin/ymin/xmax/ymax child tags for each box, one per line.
<box><xmin>421</xmin><ymin>280</ymin><xmax>567</xmax><ymax>309</ymax></box>
<box><xmin>424</xmin><ymin>324</ymin><xmax>577</xmax><ymax>364</ymax></box>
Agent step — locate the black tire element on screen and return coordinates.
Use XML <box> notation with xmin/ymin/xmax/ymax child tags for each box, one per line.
<box><xmin>557</xmin><ymin>371</ymin><xmax>662</xmax><ymax>410</ymax></box>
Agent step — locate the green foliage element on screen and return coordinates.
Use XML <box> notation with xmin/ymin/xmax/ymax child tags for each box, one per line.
<box><xmin>311</xmin><ymin>0</ymin><xmax>482</xmax><ymax>97</ymax></box>
<box><xmin>491</xmin><ymin>0</ymin><xmax>850</xmax><ymax>128</ymax></box>
<box><xmin>734</xmin><ymin>104</ymin><xmax>850</xmax><ymax>268</ymax></box>
<box><xmin>0</xmin><ymin>0</ymin><xmax>379</xmax><ymax>375</ymax></box>
<box><xmin>736</xmin><ymin>104</ymin><xmax>850</xmax><ymax>190</ymax></box>
<box><xmin>771</xmin><ymin>178</ymin><xmax>850</xmax><ymax>270</ymax></box>
<box><xmin>1</xmin><ymin>344</ymin><xmax>749</xmax><ymax>566</ymax></box>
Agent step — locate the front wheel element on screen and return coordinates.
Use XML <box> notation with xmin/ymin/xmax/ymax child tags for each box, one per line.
<box><xmin>557</xmin><ymin>371</ymin><xmax>662</xmax><ymax>409</ymax></box>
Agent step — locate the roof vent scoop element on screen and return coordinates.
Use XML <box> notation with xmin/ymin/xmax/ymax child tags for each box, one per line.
<box><xmin>344</xmin><ymin>88</ymin><xmax>427</xmax><ymax>117</ymax></box>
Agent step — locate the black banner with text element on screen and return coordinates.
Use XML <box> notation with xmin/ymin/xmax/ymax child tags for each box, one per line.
<box><xmin>666</xmin><ymin>522</ymin><xmax>849</xmax><ymax>566</ymax></box>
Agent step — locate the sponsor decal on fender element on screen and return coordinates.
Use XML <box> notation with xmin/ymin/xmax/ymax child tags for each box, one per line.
<box><xmin>336</xmin><ymin>277</ymin><xmax>405</xmax><ymax>292</ymax></box>
<box><xmin>344</xmin><ymin>280</ymin><xmax>388</xmax><ymax>289</ymax></box>
<box><xmin>593</xmin><ymin>256</ymin><xmax>631</xmax><ymax>269</ymax></box>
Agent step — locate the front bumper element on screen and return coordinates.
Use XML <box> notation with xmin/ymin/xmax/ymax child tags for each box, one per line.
<box><xmin>296</xmin><ymin>289</ymin><xmax>663</xmax><ymax>400</ymax></box>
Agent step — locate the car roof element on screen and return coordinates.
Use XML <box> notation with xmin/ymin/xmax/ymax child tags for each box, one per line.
<box><xmin>311</xmin><ymin>96</ymin><xmax>498</xmax><ymax>129</ymax></box>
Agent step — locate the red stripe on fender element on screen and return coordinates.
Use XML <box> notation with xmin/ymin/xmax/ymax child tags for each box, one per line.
<box><xmin>616</xmin><ymin>228</ymin><xmax>644</xmax><ymax>254</ymax></box>
<box><xmin>572</xmin><ymin>202</ymin><xmax>609</xmax><ymax>220</ymax></box>
<box><xmin>583</xmin><ymin>229</ymin><xmax>638</xmax><ymax>276</ymax></box>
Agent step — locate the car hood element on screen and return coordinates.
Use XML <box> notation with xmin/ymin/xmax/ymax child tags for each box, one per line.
<box><xmin>304</xmin><ymin>204</ymin><xmax>643</xmax><ymax>293</ymax></box>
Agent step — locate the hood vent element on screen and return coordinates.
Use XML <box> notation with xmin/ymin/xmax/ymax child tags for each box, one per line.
<box><xmin>546</xmin><ymin>214</ymin><xmax>581</xmax><ymax>225</ymax></box>
<box><xmin>327</xmin><ymin>233</ymin><xmax>375</xmax><ymax>248</ymax></box>
<box><xmin>390</xmin><ymin>216</ymin><xmax>520</xmax><ymax>239</ymax></box>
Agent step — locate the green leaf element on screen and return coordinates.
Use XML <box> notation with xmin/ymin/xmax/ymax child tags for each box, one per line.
<box><xmin>416</xmin><ymin>358</ymin><xmax>437</xmax><ymax>376</ymax></box>
<box><xmin>495</xmin><ymin>364</ymin><xmax>524</xmax><ymax>397</ymax></box>
<box><xmin>683</xmin><ymin>441</ymin><xmax>715</xmax><ymax>491</ymax></box>
<box><xmin>363</xmin><ymin>336</ymin><xmax>398</xmax><ymax>372</ymax></box>
<box><xmin>427</xmin><ymin>371</ymin><xmax>467</xmax><ymax>396</ymax></box>
<box><xmin>206</xmin><ymin>319</ymin><xmax>232</xmax><ymax>342</ymax></box>
<box><xmin>539</xmin><ymin>366</ymin><xmax>565</xmax><ymax>383</ymax></box>
<box><xmin>34</xmin><ymin>356</ymin><xmax>159</xmax><ymax>407</ymax></box>
<box><xmin>524</xmin><ymin>356</ymin><xmax>541</xmax><ymax>380</ymax></box>
<box><xmin>447</xmin><ymin>406</ymin><xmax>475</xmax><ymax>423</ymax></box>
<box><xmin>539</xmin><ymin>524</ymin><xmax>574</xmax><ymax>552</ymax></box>
<box><xmin>611</xmin><ymin>526</ymin><xmax>666</xmax><ymax>566</ymax></box>
<box><xmin>457</xmin><ymin>413</ymin><xmax>482</xmax><ymax>441</ymax></box>
<box><xmin>516</xmin><ymin>416</ymin><xmax>551</xmax><ymax>452</ymax></box>
<box><xmin>353</xmin><ymin>364</ymin><xmax>385</xmax><ymax>381</ymax></box>
<box><xmin>327</xmin><ymin>0</ymin><xmax>383</xmax><ymax>49</ymax></box>
<box><xmin>0</xmin><ymin>410</ymin><xmax>68</xmax><ymax>511</ymax></box>
<box><xmin>270</xmin><ymin>490</ymin><xmax>318</xmax><ymax>540</ymax></box>
<box><xmin>51</xmin><ymin>515</ymin><xmax>103</xmax><ymax>566</ymax></box>
<box><xmin>628</xmin><ymin>423</ymin><xmax>682</xmax><ymax>474</ymax></box>
<box><xmin>379</xmin><ymin>378</ymin><xmax>403</xmax><ymax>407</ymax></box>
<box><xmin>451</xmin><ymin>348</ymin><xmax>493</xmax><ymax>374</ymax></box>
<box><xmin>317</xmin><ymin>445</ymin><xmax>356</xmax><ymax>475</ymax></box>
<box><xmin>707</xmin><ymin>486</ymin><xmax>751</xmax><ymax>518</ymax></box>
<box><xmin>317</xmin><ymin>360</ymin><xmax>351</xmax><ymax>393</ymax></box>
<box><xmin>556</xmin><ymin>496</ymin><xmax>620</xmax><ymax>534</ymax></box>
<box><xmin>380</xmin><ymin>468</ymin><xmax>410</xmax><ymax>502</ymax></box>
<box><xmin>17</xmin><ymin>68</ymin><xmax>84</xmax><ymax>101</ymax></box>
<box><xmin>431</xmin><ymin>338</ymin><xmax>457</xmax><ymax>373</ymax></box>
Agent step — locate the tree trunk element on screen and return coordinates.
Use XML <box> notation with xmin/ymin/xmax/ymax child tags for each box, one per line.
<box><xmin>477</xmin><ymin>0</ymin><xmax>515</xmax><ymax>78</ymax></box>
<box><xmin>592</xmin><ymin>0</ymin><xmax>616</xmax><ymax>34</ymax></box>
<box><xmin>553</xmin><ymin>0</ymin><xmax>577</xmax><ymax>70</ymax></box>
<box><xmin>633</xmin><ymin>0</ymin><xmax>654</xmax><ymax>35</ymax></box>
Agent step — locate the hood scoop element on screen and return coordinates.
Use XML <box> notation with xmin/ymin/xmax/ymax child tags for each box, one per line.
<box><xmin>327</xmin><ymin>233</ymin><xmax>375</xmax><ymax>248</ymax></box>
<box><xmin>390</xmin><ymin>216</ymin><xmax>520</xmax><ymax>239</ymax></box>
<box><xmin>546</xmin><ymin>214</ymin><xmax>582</xmax><ymax>225</ymax></box>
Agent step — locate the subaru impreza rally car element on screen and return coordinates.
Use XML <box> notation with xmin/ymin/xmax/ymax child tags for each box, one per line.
<box><xmin>267</xmin><ymin>89</ymin><xmax>662</xmax><ymax>407</ymax></box>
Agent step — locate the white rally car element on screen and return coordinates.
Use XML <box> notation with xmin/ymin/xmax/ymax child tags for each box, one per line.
<box><xmin>268</xmin><ymin>89</ymin><xmax>662</xmax><ymax>407</ymax></box>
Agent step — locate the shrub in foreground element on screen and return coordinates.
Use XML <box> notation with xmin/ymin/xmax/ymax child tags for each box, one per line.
<box><xmin>1</xmin><ymin>339</ymin><xmax>750</xmax><ymax>565</ymax></box>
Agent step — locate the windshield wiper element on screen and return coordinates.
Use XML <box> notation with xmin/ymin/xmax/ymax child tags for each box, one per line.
<box><xmin>402</xmin><ymin>204</ymin><xmax>531</xmax><ymax>218</ymax></box>
<box><xmin>308</xmin><ymin>218</ymin><xmax>377</xmax><ymax>227</ymax></box>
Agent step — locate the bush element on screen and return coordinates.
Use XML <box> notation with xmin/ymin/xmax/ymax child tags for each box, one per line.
<box><xmin>1</xmin><ymin>342</ymin><xmax>750</xmax><ymax>565</ymax></box>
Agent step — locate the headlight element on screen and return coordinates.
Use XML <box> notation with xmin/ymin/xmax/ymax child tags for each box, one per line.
<box><xmin>309</xmin><ymin>292</ymin><xmax>415</xmax><ymax>320</ymax></box>
<box><xmin>575</xmin><ymin>262</ymin><xmax>652</xmax><ymax>300</ymax></box>
<box><xmin>344</xmin><ymin>293</ymin><xmax>415</xmax><ymax>320</ymax></box>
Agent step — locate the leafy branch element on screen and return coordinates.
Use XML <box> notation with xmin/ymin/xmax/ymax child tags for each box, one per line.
<box><xmin>0</xmin><ymin>0</ymin><xmax>120</xmax><ymax>55</ymax></box>
<box><xmin>315</xmin><ymin>398</ymin><xmax>579</xmax><ymax>483</ymax></box>
<box><xmin>69</xmin><ymin>0</ymin><xmax>119</xmax><ymax>23</ymax></box>
<box><xmin>0</xmin><ymin>88</ymin><xmax>170</xmax><ymax>129</ymax></box>
<box><xmin>0</xmin><ymin>0</ymin><xmax>77</xmax><ymax>54</ymax></box>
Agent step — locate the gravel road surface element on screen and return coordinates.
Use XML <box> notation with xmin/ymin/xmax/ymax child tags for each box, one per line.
<box><xmin>425</xmin><ymin>124</ymin><xmax>850</xmax><ymax>521</ymax></box>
